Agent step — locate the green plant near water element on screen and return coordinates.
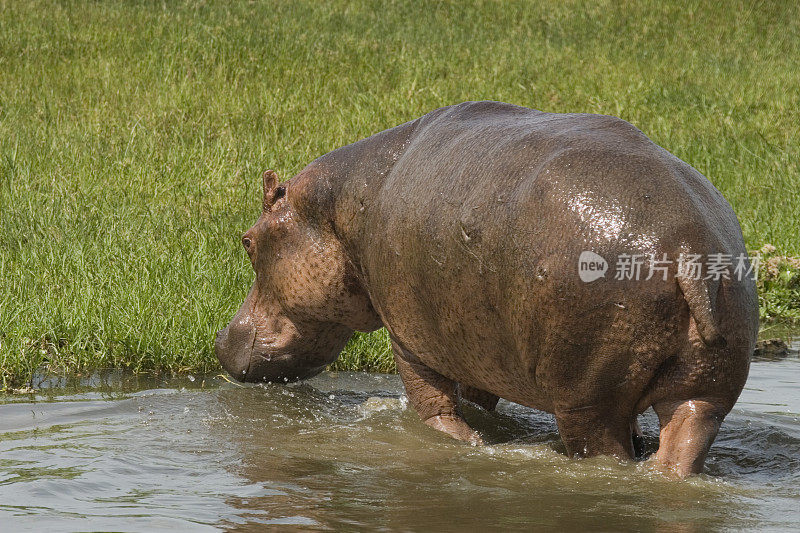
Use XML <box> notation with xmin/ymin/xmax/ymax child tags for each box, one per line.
<box><xmin>757</xmin><ymin>246</ymin><xmax>800</xmax><ymax>322</ymax></box>
<box><xmin>1</xmin><ymin>0</ymin><xmax>799</xmax><ymax>389</ymax></box>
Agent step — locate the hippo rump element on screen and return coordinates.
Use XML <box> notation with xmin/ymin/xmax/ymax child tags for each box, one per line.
<box><xmin>215</xmin><ymin>101</ymin><xmax>758</xmax><ymax>477</ymax></box>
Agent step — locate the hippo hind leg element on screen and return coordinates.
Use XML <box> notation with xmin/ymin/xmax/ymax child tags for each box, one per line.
<box><xmin>554</xmin><ymin>406</ymin><xmax>636</xmax><ymax>461</ymax></box>
<box><xmin>392</xmin><ymin>340</ymin><xmax>483</xmax><ymax>445</ymax></box>
<box><xmin>652</xmin><ymin>398</ymin><xmax>727</xmax><ymax>477</ymax></box>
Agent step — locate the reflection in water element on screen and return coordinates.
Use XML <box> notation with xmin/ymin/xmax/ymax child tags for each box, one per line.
<box><xmin>0</xmin><ymin>348</ymin><xmax>798</xmax><ymax>531</ymax></box>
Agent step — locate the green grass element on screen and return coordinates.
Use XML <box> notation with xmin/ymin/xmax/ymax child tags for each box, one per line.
<box><xmin>757</xmin><ymin>248</ymin><xmax>800</xmax><ymax>322</ymax></box>
<box><xmin>1</xmin><ymin>0</ymin><xmax>799</xmax><ymax>389</ymax></box>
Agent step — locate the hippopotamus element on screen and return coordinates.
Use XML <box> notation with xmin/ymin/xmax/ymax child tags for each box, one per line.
<box><xmin>215</xmin><ymin>101</ymin><xmax>758</xmax><ymax>477</ymax></box>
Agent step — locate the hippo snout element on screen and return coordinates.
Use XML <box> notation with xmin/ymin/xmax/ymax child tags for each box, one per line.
<box><xmin>214</xmin><ymin>316</ymin><xmax>256</xmax><ymax>381</ymax></box>
<box><xmin>214</xmin><ymin>315</ymin><xmax>324</xmax><ymax>384</ymax></box>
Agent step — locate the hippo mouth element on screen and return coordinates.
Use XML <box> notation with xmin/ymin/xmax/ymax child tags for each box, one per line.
<box><xmin>246</xmin><ymin>351</ymin><xmax>326</xmax><ymax>383</ymax></box>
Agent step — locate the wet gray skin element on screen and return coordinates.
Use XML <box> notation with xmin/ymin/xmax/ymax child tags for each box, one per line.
<box><xmin>0</xmin><ymin>341</ymin><xmax>799</xmax><ymax>530</ymax></box>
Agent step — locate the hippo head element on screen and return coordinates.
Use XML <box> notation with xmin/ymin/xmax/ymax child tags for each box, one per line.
<box><xmin>215</xmin><ymin>169</ymin><xmax>380</xmax><ymax>383</ymax></box>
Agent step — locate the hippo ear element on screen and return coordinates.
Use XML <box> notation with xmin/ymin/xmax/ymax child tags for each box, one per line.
<box><xmin>262</xmin><ymin>170</ymin><xmax>284</xmax><ymax>211</ymax></box>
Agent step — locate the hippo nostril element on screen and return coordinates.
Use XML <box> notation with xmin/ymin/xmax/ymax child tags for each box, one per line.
<box><xmin>242</xmin><ymin>236</ymin><xmax>252</xmax><ymax>250</ymax></box>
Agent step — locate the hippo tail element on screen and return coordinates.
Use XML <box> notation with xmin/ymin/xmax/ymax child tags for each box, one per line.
<box><xmin>677</xmin><ymin>275</ymin><xmax>726</xmax><ymax>348</ymax></box>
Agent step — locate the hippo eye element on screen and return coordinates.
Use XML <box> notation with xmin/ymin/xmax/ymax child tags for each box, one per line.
<box><xmin>242</xmin><ymin>236</ymin><xmax>252</xmax><ymax>251</ymax></box>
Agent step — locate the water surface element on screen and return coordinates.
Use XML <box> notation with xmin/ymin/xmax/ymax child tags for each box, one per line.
<box><xmin>1</xmin><ymin>341</ymin><xmax>798</xmax><ymax>531</ymax></box>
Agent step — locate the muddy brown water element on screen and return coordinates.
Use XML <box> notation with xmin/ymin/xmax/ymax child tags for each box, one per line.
<box><xmin>1</xmin><ymin>341</ymin><xmax>799</xmax><ymax>531</ymax></box>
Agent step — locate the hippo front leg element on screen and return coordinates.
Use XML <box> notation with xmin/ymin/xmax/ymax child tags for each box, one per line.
<box><xmin>392</xmin><ymin>341</ymin><xmax>483</xmax><ymax>445</ymax></box>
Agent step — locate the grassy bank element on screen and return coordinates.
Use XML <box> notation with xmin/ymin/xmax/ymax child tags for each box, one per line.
<box><xmin>1</xmin><ymin>0</ymin><xmax>798</xmax><ymax>389</ymax></box>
